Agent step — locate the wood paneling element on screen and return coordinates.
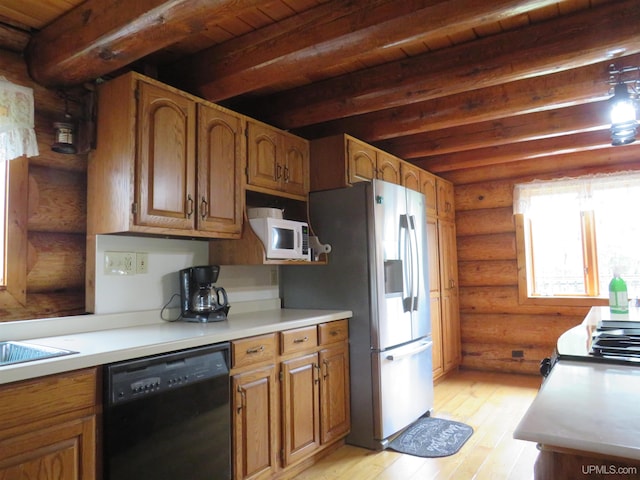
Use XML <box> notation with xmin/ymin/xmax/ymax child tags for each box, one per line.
<box><xmin>0</xmin><ymin>48</ymin><xmax>87</xmax><ymax>321</ymax></box>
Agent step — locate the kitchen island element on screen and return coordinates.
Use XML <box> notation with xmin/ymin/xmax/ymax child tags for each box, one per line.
<box><xmin>514</xmin><ymin>307</ymin><xmax>640</xmax><ymax>479</ymax></box>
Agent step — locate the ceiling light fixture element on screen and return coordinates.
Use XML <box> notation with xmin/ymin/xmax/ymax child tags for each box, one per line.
<box><xmin>608</xmin><ymin>64</ymin><xmax>640</xmax><ymax>146</ymax></box>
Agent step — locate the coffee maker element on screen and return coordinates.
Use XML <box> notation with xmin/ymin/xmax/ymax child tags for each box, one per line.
<box><xmin>179</xmin><ymin>265</ymin><xmax>230</xmax><ymax>322</ymax></box>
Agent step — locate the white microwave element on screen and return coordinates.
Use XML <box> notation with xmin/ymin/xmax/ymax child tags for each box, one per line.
<box><xmin>249</xmin><ymin>217</ymin><xmax>311</xmax><ymax>261</ymax></box>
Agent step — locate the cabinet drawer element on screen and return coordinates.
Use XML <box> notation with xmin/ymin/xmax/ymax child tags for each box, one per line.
<box><xmin>280</xmin><ymin>326</ymin><xmax>318</xmax><ymax>355</ymax></box>
<box><xmin>318</xmin><ymin>319</ymin><xmax>349</xmax><ymax>345</ymax></box>
<box><xmin>232</xmin><ymin>333</ymin><xmax>277</xmax><ymax>369</ymax></box>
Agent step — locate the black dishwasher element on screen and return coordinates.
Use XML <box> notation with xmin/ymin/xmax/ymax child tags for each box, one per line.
<box><xmin>103</xmin><ymin>343</ymin><xmax>231</xmax><ymax>480</ymax></box>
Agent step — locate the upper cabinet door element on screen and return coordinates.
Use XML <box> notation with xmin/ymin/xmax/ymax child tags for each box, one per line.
<box><xmin>282</xmin><ymin>134</ymin><xmax>309</xmax><ymax>197</ymax></box>
<box><xmin>136</xmin><ymin>81</ymin><xmax>196</xmax><ymax>229</ymax></box>
<box><xmin>197</xmin><ymin>104</ymin><xmax>243</xmax><ymax>236</ymax></box>
<box><xmin>246</xmin><ymin>121</ymin><xmax>281</xmax><ymax>192</ymax></box>
<box><xmin>421</xmin><ymin>171</ymin><xmax>438</xmax><ymax>217</ymax></box>
<box><xmin>376</xmin><ymin>151</ymin><xmax>400</xmax><ymax>184</ymax></box>
<box><xmin>437</xmin><ymin>178</ymin><xmax>455</xmax><ymax>219</ymax></box>
<box><xmin>401</xmin><ymin>162</ymin><xmax>422</xmax><ymax>193</ymax></box>
<box><xmin>347</xmin><ymin>138</ymin><xmax>377</xmax><ymax>183</ymax></box>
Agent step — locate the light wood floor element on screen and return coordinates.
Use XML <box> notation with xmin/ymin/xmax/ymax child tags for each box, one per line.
<box><xmin>297</xmin><ymin>369</ymin><xmax>542</xmax><ymax>480</ymax></box>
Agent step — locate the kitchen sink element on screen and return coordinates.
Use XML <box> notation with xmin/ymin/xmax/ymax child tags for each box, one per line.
<box><xmin>0</xmin><ymin>341</ymin><xmax>77</xmax><ymax>366</ymax></box>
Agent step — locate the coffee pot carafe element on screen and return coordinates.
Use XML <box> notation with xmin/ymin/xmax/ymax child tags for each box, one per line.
<box><xmin>179</xmin><ymin>265</ymin><xmax>230</xmax><ymax>322</ymax></box>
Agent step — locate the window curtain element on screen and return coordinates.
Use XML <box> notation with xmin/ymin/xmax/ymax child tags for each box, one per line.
<box><xmin>0</xmin><ymin>77</ymin><xmax>39</xmax><ymax>162</ymax></box>
<box><xmin>513</xmin><ymin>171</ymin><xmax>640</xmax><ymax>216</ymax></box>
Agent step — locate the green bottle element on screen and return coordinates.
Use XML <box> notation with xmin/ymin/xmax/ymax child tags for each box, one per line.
<box><xmin>609</xmin><ymin>273</ymin><xmax>629</xmax><ymax>314</ymax></box>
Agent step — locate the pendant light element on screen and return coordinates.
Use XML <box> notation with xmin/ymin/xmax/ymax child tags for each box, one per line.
<box><xmin>609</xmin><ymin>65</ymin><xmax>639</xmax><ymax>146</ymax></box>
<box><xmin>52</xmin><ymin>93</ymin><xmax>77</xmax><ymax>154</ymax></box>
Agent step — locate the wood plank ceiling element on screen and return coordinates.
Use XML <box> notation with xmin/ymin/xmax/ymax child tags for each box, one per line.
<box><xmin>3</xmin><ymin>0</ymin><xmax>640</xmax><ymax>182</ymax></box>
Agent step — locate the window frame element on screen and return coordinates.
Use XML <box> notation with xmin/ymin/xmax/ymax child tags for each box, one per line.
<box><xmin>514</xmin><ymin>212</ymin><xmax>607</xmax><ymax>308</ymax></box>
<box><xmin>1</xmin><ymin>155</ymin><xmax>28</xmax><ymax>308</ymax></box>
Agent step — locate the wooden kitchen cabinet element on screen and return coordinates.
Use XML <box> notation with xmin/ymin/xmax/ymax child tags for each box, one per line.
<box><xmin>246</xmin><ymin>120</ymin><xmax>309</xmax><ymax>200</ymax></box>
<box><xmin>309</xmin><ymin>134</ymin><xmax>402</xmax><ymax>190</ymax></box>
<box><xmin>401</xmin><ymin>161</ymin><xmax>422</xmax><ymax>193</ymax></box>
<box><xmin>0</xmin><ymin>368</ymin><xmax>98</xmax><ymax>480</ymax></box>
<box><xmin>281</xmin><ymin>352</ymin><xmax>320</xmax><ymax>466</ymax></box>
<box><xmin>88</xmin><ymin>71</ymin><xmax>243</xmax><ymax>239</ymax></box>
<box><xmin>424</xmin><ymin>175</ymin><xmax>461</xmax><ymax>380</ymax></box>
<box><xmin>231</xmin><ymin>320</ymin><xmax>350</xmax><ymax>480</ymax></box>
<box><xmin>437</xmin><ymin>177</ymin><xmax>455</xmax><ymax>220</ymax></box>
<box><xmin>232</xmin><ymin>334</ymin><xmax>279</xmax><ymax>480</ymax></box>
<box><xmin>318</xmin><ymin>319</ymin><xmax>350</xmax><ymax>445</ymax></box>
<box><xmin>439</xmin><ymin>218</ymin><xmax>461</xmax><ymax>372</ymax></box>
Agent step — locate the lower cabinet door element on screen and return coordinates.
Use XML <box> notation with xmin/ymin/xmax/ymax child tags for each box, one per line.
<box><xmin>281</xmin><ymin>353</ymin><xmax>320</xmax><ymax>467</ymax></box>
<box><xmin>0</xmin><ymin>415</ymin><xmax>96</xmax><ymax>480</ymax></box>
<box><xmin>233</xmin><ymin>365</ymin><xmax>278</xmax><ymax>480</ymax></box>
<box><xmin>319</xmin><ymin>344</ymin><xmax>351</xmax><ymax>444</ymax></box>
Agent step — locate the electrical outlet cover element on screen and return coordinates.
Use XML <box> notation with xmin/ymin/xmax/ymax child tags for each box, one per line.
<box><xmin>136</xmin><ymin>252</ymin><xmax>149</xmax><ymax>274</ymax></box>
<box><xmin>104</xmin><ymin>251</ymin><xmax>136</xmax><ymax>275</ymax></box>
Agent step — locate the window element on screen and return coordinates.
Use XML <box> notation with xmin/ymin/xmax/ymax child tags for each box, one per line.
<box><xmin>514</xmin><ymin>171</ymin><xmax>640</xmax><ymax>303</ymax></box>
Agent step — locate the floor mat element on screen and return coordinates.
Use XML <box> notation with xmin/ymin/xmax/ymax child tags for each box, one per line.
<box><xmin>388</xmin><ymin>416</ymin><xmax>473</xmax><ymax>458</ymax></box>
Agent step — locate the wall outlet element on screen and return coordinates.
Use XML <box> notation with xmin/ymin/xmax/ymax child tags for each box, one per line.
<box><xmin>104</xmin><ymin>251</ymin><xmax>136</xmax><ymax>275</ymax></box>
<box><xmin>136</xmin><ymin>252</ymin><xmax>149</xmax><ymax>274</ymax></box>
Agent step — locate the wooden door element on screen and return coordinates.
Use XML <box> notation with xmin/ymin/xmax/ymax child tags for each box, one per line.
<box><xmin>376</xmin><ymin>151</ymin><xmax>400</xmax><ymax>184</ymax></box>
<box><xmin>197</xmin><ymin>104</ymin><xmax>243</xmax><ymax>236</ymax></box>
<box><xmin>427</xmin><ymin>215</ymin><xmax>444</xmax><ymax>378</ymax></box>
<box><xmin>246</xmin><ymin>121</ymin><xmax>282</xmax><ymax>192</ymax></box>
<box><xmin>281</xmin><ymin>353</ymin><xmax>320</xmax><ymax>467</ymax></box>
<box><xmin>347</xmin><ymin>138</ymin><xmax>377</xmax><ymax>183</ymax></box>
<box><xmin>319</xmin><ymin>344</ymin><xmax>350</xmax><ymax>444</ymax></box>
<box><xmin>439</xmin><ymin>219</ymin><xmax>461</xmax><ymax>371</ymax></box>
<box><xmin>233</xmin><ymin>366</ymin><xmax>278</xmax><ymax>480</ymax></box>
<box><xmin>437</xmin><ymin>178</ymin><xmax>455</xmax><ymax>219</ymax></box>
<box><xmin>136</xmin><ymin>80</ymin><xmax>196</xmax><ymax>229</ymax></box>
<box><xmin>401</xmin><ymin>161</ymin><xmax>421</xmax><ymax>192</ymax></box>
<box><xmin>421</xmin><ymin>171</ymin><xmax>438</xmax><ymax>217</ymax></box>
<box><xmin>282</xmin><ymin>134</ymin><xmax>309</xmax><ymax>197</ymax></box>
<box><xmin>431</xmin><ymin>295</ymin><xmax>444</xmax><ymax>378</ymax></box>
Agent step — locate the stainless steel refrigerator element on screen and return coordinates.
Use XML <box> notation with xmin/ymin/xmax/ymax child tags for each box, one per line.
<box><xmin>280</xmin><ymin>179</ymin><xmax>433</xmax><ymax>450</ymax></box>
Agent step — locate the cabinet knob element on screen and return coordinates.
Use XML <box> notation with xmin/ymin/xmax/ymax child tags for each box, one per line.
<box><xmin>283</xmin><ymin>166</ymin><xmax>290</xmax><ymax>183</ymax></box>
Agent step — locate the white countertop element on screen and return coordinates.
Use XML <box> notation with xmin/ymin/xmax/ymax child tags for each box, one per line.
<box><xmin>514</xmin><ymin>306</ymin><xmax>640</xmax><ymax>461</ymax></box>
<box><xmin>0</xmin><ymin>306</ymin><xmax>352</xmax><ymax>385</ymax></box>
<box><xmin>514</xmin><ymin>359</ymin><xmax>640</xmax><ymax>460</ymax></box>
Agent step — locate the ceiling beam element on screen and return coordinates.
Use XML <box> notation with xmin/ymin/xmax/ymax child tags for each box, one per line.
<box><xmin>254</xmin><ymin>0</ymin><xmax>640</xmax><ymax>129</ymax></box>
<box><xmin>380</xmin><ymin>102</ymin><xmax>610</xmax><ymax>160</ymax></box>
<box><xmin>171</xmin><ymin>0</ymin><xmax>561</xmax><ymax>101</ymax></box>
<box><xmin>417</xmin><ymin>130</ymin><xmax>615</xmax><ymax>173</ymax></box>
<box><xmin>25</xmin><ymin>0</ymin><xmax>265</xmax><ymax>87</ymax></box>
<box><xmin>436</xmin><ymin>143</ymin><xmax>640</xmax><ymax>186</ymax></box>
<box><xmin>293</xmin><ymin>55</ymin><xmax>631</xmax><ymax>142</ymax></box>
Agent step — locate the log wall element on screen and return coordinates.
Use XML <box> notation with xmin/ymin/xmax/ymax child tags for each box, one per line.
<box><xmin>443</xmin><ymin>157</ymin><xmax>640</xmax><ymax>375</ymax></box>
<box><xmin>0</xmin><ymin>43</ymin><xmax>87</xmax><ymax>321</ymax></box>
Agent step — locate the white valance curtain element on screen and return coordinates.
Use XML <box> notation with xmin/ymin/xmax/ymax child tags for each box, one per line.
<box><xmin>513</xmin><ymin>171</ymin><xmax>640</xmax><ymax>216</ymax></box>
<box><xmin>0</xmin><ymin>76</ymin><xmax>39</xmax><ymax>162</ymax></box>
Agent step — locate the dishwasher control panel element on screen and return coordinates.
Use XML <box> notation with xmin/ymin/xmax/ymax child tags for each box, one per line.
<box><xmin>105</xmin><ymin>343</ymin><xmax>229</xmax><ymax>405</ymax></box>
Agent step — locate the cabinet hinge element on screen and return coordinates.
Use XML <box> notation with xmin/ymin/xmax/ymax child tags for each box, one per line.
<box><xmin>280</xmin><ymin>449</ymin><xmax>285</xmax><ymax>464</ymax></box>
<box><xmin>131</xmin><ymin>203</ymin><xmax>138</xmax><ymax>214</ymax></box>
<box><xmin>134</xmin><ymin>88</ymin><xmax>139</xmax><ymax>101</ymax></box>
<box><xmin>279</xmin><ymin>370</ymin><xmax>284</xmax><ymax>382</ymax></box>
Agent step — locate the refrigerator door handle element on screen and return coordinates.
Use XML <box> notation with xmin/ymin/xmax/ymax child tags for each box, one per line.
<box><xmin>385</xmin><ymin>340</ymin><xmax>433</xmax><ymax>361</ymax></box>
<box><xmin>399</xmin><ymin>214</ymin><xmax>413</xmax><ymax>312</ymax></box>
<box><xmin>409</xmin><ymin>215</ymin><xmax>420</xmax><ymax>311</ymax></box>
